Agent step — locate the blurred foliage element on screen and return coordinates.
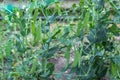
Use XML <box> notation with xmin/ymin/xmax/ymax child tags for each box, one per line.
<box><xmin>0</xmin><ymin>0</ymin><xmax>120</xmax><ymax>80</ymax></box>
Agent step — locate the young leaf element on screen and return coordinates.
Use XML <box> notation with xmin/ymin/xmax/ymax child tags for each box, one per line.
<box><xmin>33</xmin><ymin>20</ymin><xmax>42</xmax><ymax>45</ymax></box>
<box><xmin>65</xmin><ymin>45</ymin><xmax>71</xmax><ymax>68</ymax></box>
<box><xmin>77</xmin><ymin>20</ymin><xmax>82</xmax><ymax>36</ymax></box>
<box><xmin>111</xmin><ymin>63</ymin><xmax>118</xmax><ymax>77</ymax></box>
<box><xmin>33</xmin><ymin>9</ymin><xmax>38</xmax><ymax>21</ymax></box>
<box><xmin>78</xmin><ymin>44</ymin><xmax>83</xmax><ymax>67</ymax></box>
<box><xmin>31</xmin><ymin>21</ymin><xmax>36</xmax><ymax>36</ymax></box>
<box><xmin>77</xmin><ymin>12</ymin><xmax>90</xmax><ymax>36</ymax></box>
<box><xmin>5</xmin><ymin>40</ymin><xmax>12</xmax><ymax>57</ymax></box>
<box><xmin>83</xmin><ymin>12</ymin><xmax>90</xmax><ymax>27</ymax></box>
<box><xmin>72</xmin><ymin>50</ymin><xmax>79</xmax><ymax>67</ymax></box>
<box><xmin>30</xmin><ymin>58</ymin><xmax>37</xmax><ymax>74</ymax></box>
<box><xmin>55</xmin><ymin>2</ymin><xmax>62</xmax><ymax>16</ymax></box>
<box><xmin>46</xmin><ymin>62</ymin><xmax>54</xmax><ymax>76</ymax></box>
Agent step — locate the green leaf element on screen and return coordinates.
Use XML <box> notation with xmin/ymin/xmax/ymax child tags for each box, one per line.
<box><xmin>14</xmin><ymin>34</ymin><xmax>26</xmax><ymax>52</ymax></box>
<box><xmin>20</xmin><ymin>20</ymin><xmax>30</xmax><ymax>36</ymax></box>
<box><xmin>111</xmin><ymin>63</ymin><xmax>118</xmax><ymax>77</ymax></box>
<box><xmin>54</xmin><ymin>72</ymin><xmax>62</xmax><ymax>79</ymax></box>
<box><xmin>30</xmin><ymin>2</ymin><xmax>35</xmax><ymax>14</ymax></box>
<box><xmin>45</xmin><ymin>0</ymin><xmax>57</xmax><ymax>5</ymax></box>
<box><xmin>55</xmin><ymin>2</ymin><xmax>61</xmax><ymax>16</ymax></box>
<box><xmin>65</xmin><ymin>45</ymin><xmax>71</xmax><ymax>68</ymax></box>
<box><xmin>33</xmin><ymin>9</ymin><xmax>38</xmax><ymax>21</ymax></box>
<box><xmin>33</xmin><ymin>20</ymin><xmax>42</xmax><ymax>45</ymax></box>
<box><xmin>87</xmin><ymin>29</ymin><xmax>96</xmax><ymax>43</ymax></box>
<box><xmin>40</xmin><ymin>71</ymin><xmax>50</xmax><ymax>78</ymax></box>
<box><xmin>34</xmin><ymin>26</ymin><xmax>41</xmax><ymax>44</ymax></box>
<box><xmin>51</xmin><ymin>29</ymin><xmax>61</xmax><ymax>39</ymax></box>
<box><xmin>31</xmin><ymin>21</ymin><xmax>36</xmax><ymax>35</ymax></box>
<box><xmin>77</xmin><ymin>20</ymin><xmax>83</xmax><ymax>36</ymax></box>
<box><xmin>5</xmin><ymin>40</ymin><xmax>12</xmax><ymax>57</ymax></box>
<box><xmin>79</xmin><ymin>0</ymin><xmax>84</xmax><ymax>7</ymax></box>
<box><xmin>42</xmin><ymin>58</ymin><xmax>47</xmax><ymax>72</ymax></box>
<box><xmin>97</xmin><ymin>0</ymin><xmax>105</xmax><ymax>10</ymax></box>
<box><xmin>113</xmin><ymin>15</ymin><xmax>120</xmax><ymax>24</ymax></box>
<box><xmin>109</xmin><ymin>1</ymin><xmax>118</xmax><ymax>12</ymax></box>
<box><xmin>96</xmin><ymin>26</ymin><xmax>107</xmax><ymax>42</ymax></box>
<box><xmin>72</xmin><ymin>50</ymin><xmax>80</xmax><ymax>67</ymax></box>
<box><xmin>46</xmin><ymin>29</ymin><xmax>61</xmax><ymax>43</ymax></box>
<box><xmin>47</xmin><ymin>46</ymin><xmax>59</xmax><ymax>58</ymax></box>
<box><xmin>46</xmin><ymin>62</ymin><xmax>54</xmax><ymax>75</ymax></box>
<box><xmin>78</xmin><ymin>45</ymin><xmax>83</xmax><ymax>67</ymax></box>
<box><xmin>30</xmin><ymin>58</ymin><xmax>37</xmax><ymax>74</ymax></box>
<box><xmin>0</xmin><ymin>52</ymin><xmax>3</xmax><ymax>60</ymax></box>
<box><xmin>108</xmin><ymin>24</ymin><xmax>120</xmax><ymax>36</ymax></box>
<box><xmin>77</xmin><ymin>12</ymin><xmax>90</xmax><ymax>36</ymax></box>
<box><xmin>83</xmin><ymin>12</ymin><xmax>90</xmax><ymax>27</ymax></box>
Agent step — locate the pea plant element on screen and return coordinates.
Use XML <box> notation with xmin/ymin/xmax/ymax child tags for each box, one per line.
<box><xmin>0</xmin><ymin>0</ymin><xmax>120</xmax><ymax>80</ymax></box>
<box><xmin>68</xmin><ymin>0</ymin><xmax>120</xmax><ymax>80</ymax></box>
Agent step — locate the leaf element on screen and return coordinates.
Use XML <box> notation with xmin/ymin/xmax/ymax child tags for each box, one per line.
<box><xmin>55</xmin><ymin>2</ymin><xmax>61</xmax><ymax>16</ymax></box>
<box><xmin>51</xmin><ymin>29</ymin><xmax>61</xmax><ymax>39</ymax></box>
<box><xmin>111</xmin><ymin>63</ymin><xmax>118</xmax><ymax>77</ymax></box>
<box><xmin>77</xmin><ymin>12</ymin><xmax>90</xmax><ymax>36</ymax></box>
<box><xmin>78</xmin><ymin>45</ymin><xmax>83</xmax><ymax>67</ymax></box>
<box><xmin>47</xmin><ymin>46</ymin><xmax>59</xmax><ymax>58</ymax></box>
<box><xmin>95</xmin><ymin>25</ymin><xmax>107</xmax><ymax>43</ymax></box>
<box><xmin>112</xmin><ymin>55</ymin><xmax>120</xmax><ymax>65</ymax></box>
<box><xmin>41</xmin><ymin>22</ymin><xmax>50</xmax><ymax>33</ymax></box>
<box><xmin>30</xmin><ymin>58</ymin><xmax>37</xmax><ymax>74</ymax></box>
<box><xmin>87</xmin><ymin>29</ymin><xmax>96</xmax><ymax>43</ymax></box>
<box><xmin>34</xmin><ymin>26</ymin><xmax>41</xmax><ymax>44</ymax></box>
<box><xmin>33</xmin><ymin>20</ymin><xmax>42</xmax><ymax>45</ymax></box>
<box><xmin>14</xmin><ymin>34</ymin><xmax>26</xmax><ymax>52</ymax></box>
<box><xmin>109</xmin><ymin>1</ymin><xmax>118</xmax><ymax>13</ymax></box>
<box><xmin>108</xmin><ymin>24</ymin><xmax>120</xmax><ymax>36</ymax></box>
<box><xmin>20</xmin><ymin>20</ymin><xmax>30</xmax><ymax>36</ymax></box>
<box><xmin>46</xmin><ymin>29</ymin><xmax>61</xmax><ymax>43</ymax></box>
<box><xmin>113</xmin><ymin>15</ymin><xmax>120</xmax><ymax>24</ymax></box>
<box><xmin>45</xmin><ymin>0</ymin><xmax>57</xmax><ymax>6</ymax></box>
<box><xmin>41</xmin><ymin>58</ymin><xmax>47</xmax><ymax>72</ymax></box>
<box><xmin>46</xmin><ymin>62</ymin><xmax>54</xmax><ymax>75</ymax></box>
<box><xmin>11</xmin><ymin>72</ymin><xmax>20</xmax><ymax>77</ymax></box>
<box><xmin>30</xmin><ymin>2</ymin><xmax>35</xmax><ymax>14</ymax></box>
<box><xmin>77</xmin><ymin>20</ymin><xmax>83</xmax><ymax>36</ymax></box>
<box><xmin>5</xmin><ymin>40</ymin><xmax>12</xmax><ymax>57</ymax></box>
<box><xmin>65</xmin><ymin>45</ymin><xmax>71</xmax><ymax>68</ymax></box>
<box><xmin>96</xmin><ymin>51</ymin><xmax>103</xmax><ymax>57</ymax></box>
<box><xmin>83</xmin><ymin>12</ymin><xmax>90</xmax><ymax>27</ymax></box>
<box><xmin>72</xmin><ymin>50</ymin><xmax>80</xmax><ymax>67</ymax></box>
<box><xmin>0</xmin><ymin>52</ymin><xmax>3</xmax><ymax>60</ymax></box>
<box><xmin>33</xmin><ymin>9</ymin><xmax>38</xmax><ymax>21</ymax></box>
<box><xmin>31</xmin><ymin>21</ymin><xmax>36</xmax><ymax>35</ymax></box>
<box><xmin>54</xmin><ymin>72</ymin><xmax>62</xmax><ymax>79</ymax></box>
<box><xmin>63</xmin><ymin>27</ymin><xmax>69</xmax><ymax>38</ymax></box>
<box><xmin>97</xmin><ymin>0</ymin><xmax>105</xmax><ymax>10</ymax></box>
<box><xmin>65</xmin><ymin>74</ymin><xmax>72</xmax><ymax>80</ymax></box>
<box><xmin>40</xmin><ymin>71</ymin><xmax>50</xmax><ymax>78</ymax></box>
<box><xmin>79</xmin><ymin>0</ymin><xmax>84</xmax><ymax>7</ymax></box>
